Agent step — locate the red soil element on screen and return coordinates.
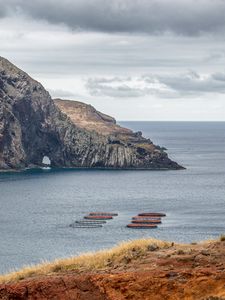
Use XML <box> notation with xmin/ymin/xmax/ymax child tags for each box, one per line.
<box><xmin>1</xmin><ymin>241</ymin><xmax>225</xmax><ymax>300</ymax></box>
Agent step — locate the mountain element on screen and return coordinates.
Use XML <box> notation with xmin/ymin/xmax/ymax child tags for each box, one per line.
<box><xmin>0</xmin><ymin>57</ymin><xmax>183</xmax><ymax>171</ymax></box>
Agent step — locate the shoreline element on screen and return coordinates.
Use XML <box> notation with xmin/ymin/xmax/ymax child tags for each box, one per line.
<box><xmin>0</xmin><ymin>165</ymin><xmax>186</xmax><ymax>174</ymax></box>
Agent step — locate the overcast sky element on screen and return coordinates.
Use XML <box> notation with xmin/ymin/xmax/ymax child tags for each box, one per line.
<box><xmin>1</xmin><ymin>0</ymin><xmax>225</xmax><ymax>120</ymax></box>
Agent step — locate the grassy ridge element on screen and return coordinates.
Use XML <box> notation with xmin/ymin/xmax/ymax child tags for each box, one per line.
<box><xmin>0</xmin><ymin>238</ymin><xmax>171</xmax><ymax>284</ymax></box>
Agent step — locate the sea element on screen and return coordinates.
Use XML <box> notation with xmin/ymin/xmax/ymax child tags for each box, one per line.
<box><xmin>0</xmin><ymin>122</ymin><xmax>225</xmax><ymax>274</ymax></box>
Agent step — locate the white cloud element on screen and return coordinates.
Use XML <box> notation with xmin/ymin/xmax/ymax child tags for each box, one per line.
<box><xmin>86</xmin><ymin>72</ymin><xmax>225</xmax><ymax>99</ymax></box>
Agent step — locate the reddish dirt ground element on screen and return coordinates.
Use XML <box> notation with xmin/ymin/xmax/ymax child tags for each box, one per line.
<box><xmin>1</xmin><ymin>241</ymin><xmax>225</xmax><ymax>300</ymax></box>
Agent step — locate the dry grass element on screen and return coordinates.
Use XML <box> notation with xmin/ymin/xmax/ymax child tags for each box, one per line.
<box><xmin>0</xmin><ymin>238</ymin><xmax>171</xmax><ymax>284</ymax></box>
<box><xmin>136</xmin><ymin>143</ymin><xmax>155</xmax><ymax>151</ymax></box>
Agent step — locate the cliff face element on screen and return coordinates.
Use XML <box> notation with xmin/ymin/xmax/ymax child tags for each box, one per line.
<box><xmin>0</xmin><ymin>57</ymin><xmax>182</xmax><ymax>170</ymax></box>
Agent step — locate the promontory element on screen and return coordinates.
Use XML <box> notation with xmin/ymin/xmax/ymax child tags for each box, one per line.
<box><xmin>0</xmin><ymin>57</ymin><xmax>183</xmax><ymax>171</ymax></box>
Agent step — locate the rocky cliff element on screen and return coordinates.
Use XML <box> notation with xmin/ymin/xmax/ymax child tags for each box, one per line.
<box><xmin>0</xmin><ymin>57</ymin><xmax>182</xmax><ymax>171</ymax></box>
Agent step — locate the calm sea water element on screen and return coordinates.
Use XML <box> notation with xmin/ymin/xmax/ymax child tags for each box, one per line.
<box><xmin>0</xmin><ymin>122</ymin><xmax>225</xmax><ymax>274</ymax></box>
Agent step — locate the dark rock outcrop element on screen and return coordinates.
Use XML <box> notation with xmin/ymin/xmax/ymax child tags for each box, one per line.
<box><xmin>0</xmin><ymin>57</ymin><xmax>183</xmax><ymax>171</ymax></box>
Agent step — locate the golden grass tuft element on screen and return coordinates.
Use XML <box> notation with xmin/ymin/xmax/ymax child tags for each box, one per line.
<box><xmin>0</xmin><ymin>238</ymin><xmax>171</xmax><ymax>284</ymax></box>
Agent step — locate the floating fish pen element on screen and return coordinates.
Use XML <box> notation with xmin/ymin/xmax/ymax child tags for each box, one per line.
<box><xmin>127</xmin><ymin>223</ymin><xmax>157</xmax><ymax>229</ymax></box>
<box><xmin>138</xmin><ymin>212</ymin><xmax>166</xmax><ymax>217</ymax></box>
<box><xmin>89</xmin><ymin>212</ymin><xmax>118</xmax><ymax>216</ymax></box>
<box><xmin>75</xmin><ymin>220</ymin><xmax>107</xmax><ymax>224</ymax></box>
<box><xmin>132</xmin><ymin>219</ymin><xmax>161</xmax><ymax>224</ymax></box>
<box><xmin>69</xmin><ymin>223</ymin><xmax>103</xmax><ymax>228</ymax></box>
<box><xmin>84</xmin><ymin>215</ymin><xmax>113</xmax><ymax>220</ymax></box>
<box><xmin>70</xmin><ymin>225</ymin><xmax>103</xmax><ymax>228</ymax></box>
<box><xmin>132</xmin><ymin>216</ymin><xmax>161</xmax><ymax>221</ymax></box>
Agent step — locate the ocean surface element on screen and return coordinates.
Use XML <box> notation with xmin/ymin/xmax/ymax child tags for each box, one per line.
<box><xmin>0</xmin><ymin>122</ymin><xmax>225</xmax><ymax>274</ymax></box>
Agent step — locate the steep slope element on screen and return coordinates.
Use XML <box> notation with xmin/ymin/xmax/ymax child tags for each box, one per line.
<box><xmin>0</xmin><ymin>57</ymin><xmax>182</xmax><ymax>171</ymax></box>
<box><xmin>54</xmin><ymin>98</ymin><xmax>132</xmax><ymax>136</ymax></box>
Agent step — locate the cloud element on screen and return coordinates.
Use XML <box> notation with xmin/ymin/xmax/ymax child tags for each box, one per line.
<box><xmin>86</xmin><ymin>76</ymin><xmax>172</xmax><ymax>98</ymax></box>
<box><xmin>158</xmin><ymin>71</ymin><xmax>225</xmax><ymax>94</ymax></box>
<box><xmin>212</xmin><ymin>72</ymin><xmax>225</xmax><ymax>82</ymax></box>
<box><xmin>86</xmin><ymin>72</ymin><xmax>225</xmax><ymax>98</ymax></box>
<box><xmin>48</xmin><ymin>88</ymin><xmax>76</xmax><ymax>99</ymax></box>
<box><xmin>0</xmin><ymin>0</ymin><xmax>225</xmax><ymax>36</ymax></box>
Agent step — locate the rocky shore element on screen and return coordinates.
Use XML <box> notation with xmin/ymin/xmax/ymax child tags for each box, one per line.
<box><xmin>0</xmin><ymin>57</ymin><xmax>183</xmax><ymax>171</ymax></box>
<box><xmin>0</xmin><ymin>238</ymin><xmax>225</xmax><ymax>299</ymax></box>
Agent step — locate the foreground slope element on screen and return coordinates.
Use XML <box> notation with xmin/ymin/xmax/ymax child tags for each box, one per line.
<box><xmin>0</xmin><ymin>238</ymin><xmax>225</xmax><ymax>299</ymax></box>
<box><xmin>0</xmin><ymin>57</ymin><xmax>182</xmax><ymax>170</ymax></box>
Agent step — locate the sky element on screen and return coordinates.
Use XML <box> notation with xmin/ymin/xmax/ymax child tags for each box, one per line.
<box><xmin>0</xmin><ymin>0</ymin><xmax>225</xmax><ymax>121</ymax></box>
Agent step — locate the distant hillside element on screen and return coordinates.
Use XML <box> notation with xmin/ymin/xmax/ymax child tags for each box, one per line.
<box><xmin>55</xmin><ymin>98</ymin><xmax>131</xmax><ymax>136</ymax></box>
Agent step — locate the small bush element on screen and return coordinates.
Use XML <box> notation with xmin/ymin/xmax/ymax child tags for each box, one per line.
<box><xmin>176</xmin><ymin>249</ymin><xmax>185</xmax><ymax>255</ymax></box>
<box><xmin>219</xmin><ymin>235</ymin><xmax>225</xmax><ymax>242</ymax></box>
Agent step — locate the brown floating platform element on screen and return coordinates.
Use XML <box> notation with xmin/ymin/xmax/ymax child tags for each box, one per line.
<box><xmin>89</xmin><ymin>212</ymin><xmax>118</xmax><ymax>216</ymax></box>
<box><xmin>138</xmin><ymin>213</ymin><xmax>166</xmax><ymax>217</ymax></box>
<box><xmin>76</xmin><ymin>220</ymin><xmax>107</xmax><ymax>224</ymax></box>
<box><xmin>127</xmin><ymin>223</ymin><xmax>158</xmax><ymax>229</ymax></box>
<box><xmin>132</xmin><ymin>219</ymin><xmax>161</xmax><ymax>224</ymax></box>
<box><xmin>84</xmin><ymin>215</ymin><xmax>113</xmax><ymax>220</ymax></box>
